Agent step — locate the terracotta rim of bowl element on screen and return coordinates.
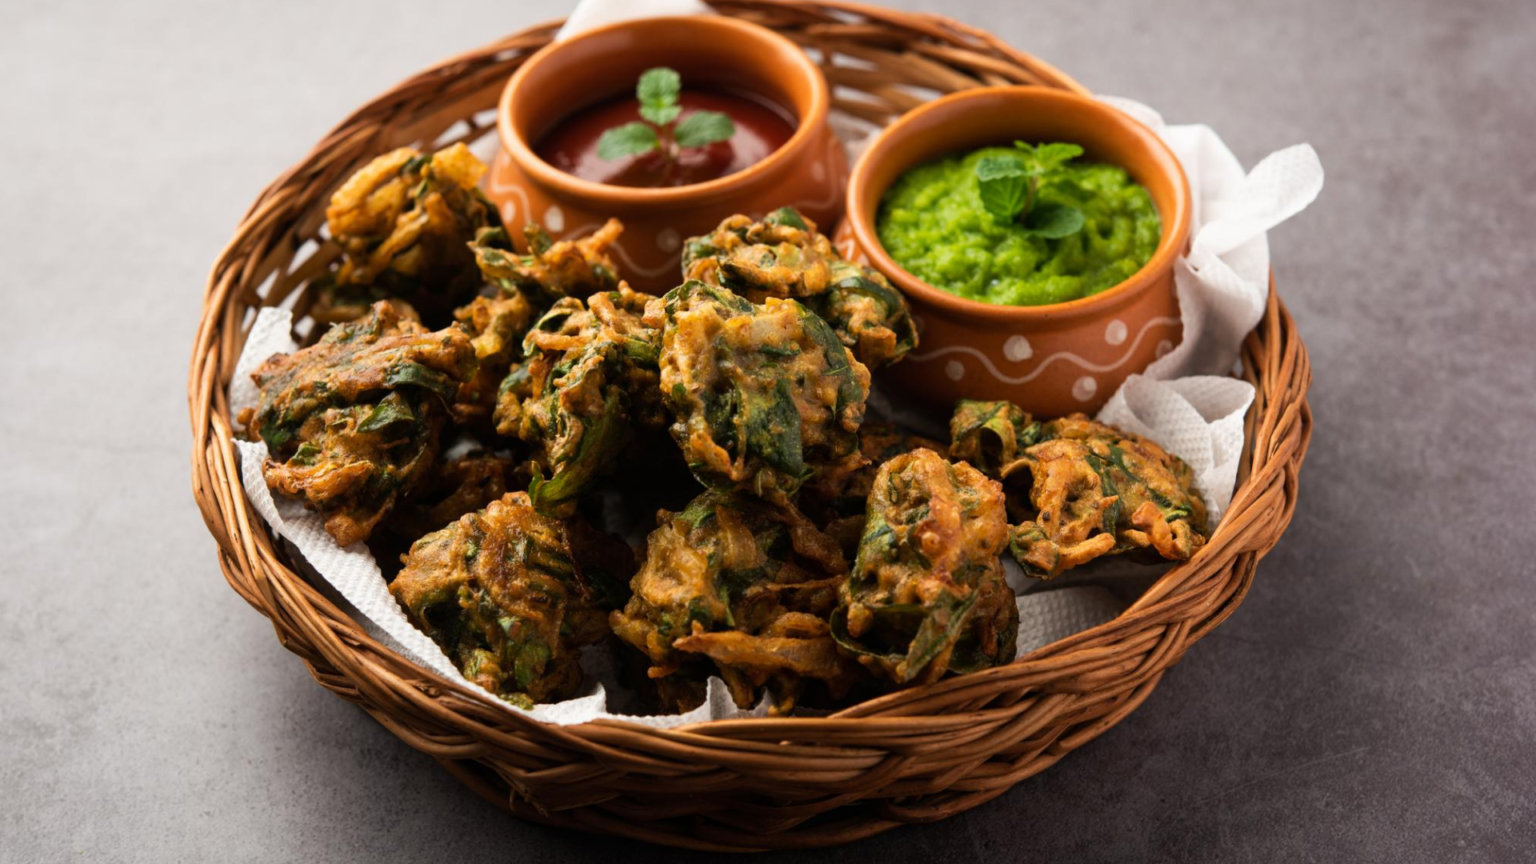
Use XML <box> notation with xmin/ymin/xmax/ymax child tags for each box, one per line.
<box><xmin>845</xmin><ymin>86</ymin><xmax>1191</xmax><ymax>324</ymax></box>
<box><xmin>498</xmin><ymin>15</ymin><xmax>831</xmax><ymax>208</ymax></box>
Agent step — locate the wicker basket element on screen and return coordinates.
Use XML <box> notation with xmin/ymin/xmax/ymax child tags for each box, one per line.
<box><xmin>188</xmin><ymin>0</ymin><xmax>1312</xmax><ymax>850</ymax></box>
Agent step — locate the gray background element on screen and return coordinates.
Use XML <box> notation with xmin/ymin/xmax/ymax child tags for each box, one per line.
<box><xmin>3</xmin><ymin>0</ymin><xmax>1533</xmax><ymax>861</ymax></box>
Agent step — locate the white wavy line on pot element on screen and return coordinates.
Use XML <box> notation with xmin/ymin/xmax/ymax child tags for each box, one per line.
<box><xmin>486</xmin><ymin>173</ymin><xmax>531</xmax><ymax>227</ymax></box>
<box><xmin>787</xmin><ymin>177</ymin><xmax>840</xmax><ymax>215</ymax></box>
<box><xmin>558</xmin><ymin>221</ymin><xmax>680</xmax><ymax>279</ymax></box>
<box><xmin>907</xmin><ymin>316</ymin><xmax>1181</xmax><ymax>384</ymax></box>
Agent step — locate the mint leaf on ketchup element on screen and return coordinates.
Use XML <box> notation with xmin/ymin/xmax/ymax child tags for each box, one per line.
<box><xmin>673</xmin><ymin>111</ymin><xmax>736</xmax><ymax>149</ymax></box>
<box><xmin>596</xmin><ymin>122</ymin><xmax>660</xmax><ymax>160</ymax></box>
<box><xmin>637</xmin><ymin>67</ymin><xmax>682</xmax><ymax>126</ymax></box>
<box><xmin>598</xmin><ymin>67</ymin><xmax>738</xmax><ymax>176</ymax></box>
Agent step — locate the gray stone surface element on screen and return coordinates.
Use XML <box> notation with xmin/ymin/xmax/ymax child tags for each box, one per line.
<box><xmin>2</xmin><ymin>0</ymin><xmax>1533</xmax><ymax>861</ymax></box>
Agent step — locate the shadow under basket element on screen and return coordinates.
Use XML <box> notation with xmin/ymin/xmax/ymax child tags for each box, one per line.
<box><xmin>188</xmin><ymin>0</ymin><xmax>1312</xmax><ymax>851</ymax></box>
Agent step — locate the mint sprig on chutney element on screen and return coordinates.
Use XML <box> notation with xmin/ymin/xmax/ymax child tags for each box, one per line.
<box><xmin>596</xmin><ymin>68</ymin><xmax>738</xmax><ymax>176</ymax></box>
<box><xmin>975</xmin><ymin>141</ymin><xmax>1087</xmax><ymax>239</ymax></box>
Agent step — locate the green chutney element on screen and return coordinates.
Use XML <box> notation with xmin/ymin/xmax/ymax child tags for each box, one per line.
<box><xmin>876</xmin><ymin>146</ymin><xmax>1161</xmax><ymax>306</ymax></box>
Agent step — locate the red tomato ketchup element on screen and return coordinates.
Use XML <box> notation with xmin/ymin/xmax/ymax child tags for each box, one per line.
<box><xmin>536</xmin><ymin>90</ymin><xmax>797</xmax><ymax>188</ymax></box>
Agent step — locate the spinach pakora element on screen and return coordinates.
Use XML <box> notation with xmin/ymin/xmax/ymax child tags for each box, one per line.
<box><xmin>832</xmin><ymin>448</ymin><xmax>1018</xmax><ymax>686</ymax></box>
<box><xmin>453</xmin><ymin>220</ymin><xmax>637</xmax><ymax>424</ymax></box>
<box><xmin>681</xmin><ymin>207</ymin><xmax>917</xmax><ymax>369</ymax></box>
<box><xmin>949</xmin><ymin>398</ymin><xmax>1040</xmax><ymax>478</ymax></box>
<box><xmin>988</xmin><ymin>411</ymin><xmax>1209</xmax><ymax>579</ymax></box>
<box><xmin>313</xmin><ymin>143</ymin><xmax>504</xmax><ymax>325</ymax></box>
<box><xmin>609</xmin><ymin>491</ymin><xmax>860</xmax><ymax>713</ymax></box>
<box><xmin>470</xmin><ymin>219</ymin><xmax>623</xmax><ymax>303</ymax></box>
<box><xmin>800</xmin><ymin>422</ymin><xmax>946</xmax><ymax>555</ymax></box>
<box><xmin>389</xmin><ymin>492</ymin><xmax>618</xmax><ymax>706</ymax></box>
<box><xmin>378</xmin><ymin>450</ymin><xmax>519</xmax><ymax>542</ymax></box>
<box><xmin>655</xmin><ymin>280</ymin><xmax>870</xmax><ymax>501</ymax></box>
<box><xmin>242</xmin><ymin>300</ymin><xmax>475</xmax><ymax>546</ymax></box>
<box><xmin>493</xmin><ymin>284</ymin><xmax>665</xmax><ymax>516</ymax></box>
<box><xmin>450</xmin><ymin>291</ymin><xmax>537</xmax><ymax>423</ymax></box>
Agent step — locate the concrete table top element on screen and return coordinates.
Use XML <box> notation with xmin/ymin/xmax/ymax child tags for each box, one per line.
<box><xmin>3</xmin><ymin>0</ymin><xmax>1532</xmax><ymax>860</ymax></box>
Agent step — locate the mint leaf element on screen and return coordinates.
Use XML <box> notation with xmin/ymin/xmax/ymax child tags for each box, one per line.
<box><xmin>640</xmin><ymin>102</ymin><xmax>680</xmax><ymax>127</ymax></box>
<box><xmin>976</xmin><ymin>155</ymin><xmax>1028</xmax><ymax>222</ymax></box>
<box><xmin>1014</xmin><ymin>140</ymin><xmax>1084</xmax><ymax>176</ymax></box>
<box><xmin>637</xmin><ymin>67</ymin><xmax>681</xmax><ymax>126</ymax></box>
<box><xmin>596</xmin><ymin>122</ymin><xmax>659</xmax><ymax>160</ymax></box>
<box><xmin>673</xmin><ymin>110</ymin><xmax>735</xmax><ymax>149</ymax></box>
<box><xmin>1022</xmin><ymin>201</ymin><xmax>1085</xmax><ymax>239</ymax></box>
<box><xmin>1034</xmin><ymin>141</ymin><xmax>1083</xmax><ymax>163</ymax></box>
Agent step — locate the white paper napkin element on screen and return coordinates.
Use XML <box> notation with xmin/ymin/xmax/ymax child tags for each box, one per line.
<box><xmin>1015</xmin><ymin>586</ymin><xmax>1124</xmax><ymax>656</ymax></box>
<box><xmin>555</xmin><ymin>0</ymin><xmax>712</xmax><ymax>40</ymax></box>
<box><xmin>1095</xmin><ymin>97</ymin><xmax>1323</xmax><ymax>523</ymax></box>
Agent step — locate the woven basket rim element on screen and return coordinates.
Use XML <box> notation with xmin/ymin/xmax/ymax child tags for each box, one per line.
<box><xmin>187</xmin><ymin>1</ymin><xmax>1312</xmax><ymax>847</ymax></box>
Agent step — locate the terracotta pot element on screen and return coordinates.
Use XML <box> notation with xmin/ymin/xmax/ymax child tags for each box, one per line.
<box><xmin>835</xmin><ymin>87</ymin><xmax>1191</xmax><ymax>416</ymax></box>
<box><xmin>489</xmin><ymin>16</ymin><xmax>846</xmax><ymax>293</ymax></box>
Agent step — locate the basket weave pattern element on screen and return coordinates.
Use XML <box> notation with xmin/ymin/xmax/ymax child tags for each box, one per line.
<box><xmin>188</xmin><ymin>1</ymin><xmax>1311</xmax><ymax>850</ymax></box>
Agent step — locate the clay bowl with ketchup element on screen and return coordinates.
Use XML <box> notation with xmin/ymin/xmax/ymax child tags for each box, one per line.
<box><xmin>489</xmin><ymin>16</ymin><xmax>846</xmax><ymax>292</ymax></box>
<box><xmin>834</xmin><ymin>87</ymin><xmax>1191</xmax><ymax>416</ymax></box>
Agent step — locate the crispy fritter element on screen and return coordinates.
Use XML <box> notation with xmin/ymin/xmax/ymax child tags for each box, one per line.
<box><xmin>450</xmin><ymin>291</ymin><xmax>537</xmax><ymax>423</ymax></box>
<box><xmin>682</xmin><ymin>207</ymin><xmax>835</xmax><ymax>298</ymax></box>
<box><xmin>471</xmin><ymin>219</ymin><xmax>622</xmax><ymax>303</ymax></box>
<box><xmin>681</xmin><ymin>207</ymin><xmax>917</xmax><ymax>368</ymax></box>
<box><xmin>813</xmin><ymin>261</ymin><xmax>919</xmax><ymax>370</ymax></box>
<box><xmin>379</xmin><ymin>451</ymin><xmax>519</xmax><ymax>541</ymax></box>
<box><xmin>997</xmin><ymin>412</ymin><xmax>1209</xmax><ymax>579</ymax></box>
<box><xmin>610</xmin><ymin>491</ymin><xmax>860</xmax><ymax>713</ymax></box>
<box><xmin>801</xmin><ymin>422</ymin><xmax>946</xmax><ymax>554</ymax></box>
<box><xmin>493</xmin><ymin>284</ymin><xmax>664</xmax><ymax>516</ymax></box>
<box><xmin>389</xmin><ymin>492</ymin><xmax>613</xmax><ymax>706</ymax></box>
<box><xmin>654</xmin><ymin>280</ymin><xmax>870</xmax><ymax>501</ymax></box>
<box><xmin>452</xmin><ymin>219</ymin><xmax>632</xmax><ymax>423</ymax></box>
<box><xmin>241</xmin><ymin>301</ymin><xmax>476</xmax><ymax>546</ymax></box>
<box><xmin>949</xmin><ymin>399</ymin><xmax>1041</xmax><ymax>478</ymax></box>
<box><xmin>832</xmin><ymin>449</ymin><xmax>1018</xmax><ymax>686</ymax></box>
<box><xmin>312</xmin><ymin>144</ymin><xmax>503</xmax><ymax>325</ymax></box>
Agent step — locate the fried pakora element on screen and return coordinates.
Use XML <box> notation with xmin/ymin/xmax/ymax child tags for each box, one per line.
<box><xmin>800</xmin><ymin>422</ymin><xmax>946</xmax><ymax>554</ymax></box>
<box><xmin>379</xmin><ymin>451</ymin><xmax>519</xmax><ymax>541</ymax></box>
<box><xmin>470</xmin><ymin>219</ymin><xmax>622</xmax><ymax>303</ymax></box>
<box><xmin>389</xmin><ymin>492</ymin><xmax>615</xmax><ymax>706</ymax></box>
<box><xmin>948</xmin><ymin>399</ymin><xmax>1042</xmax><ymax>478</ymax></box>
<box><xmin>451</xmin><ymin>220</ymin><xmax>633</xmax><ymax>423</ymax></box>
<box><xmin>681</xmin><ymin>207</ymin><xmax>917</xmax><ymax>368</ymax></box>
<box><xmin>997</xmin><ymin>412</ymin><xmax>1209</xmax><ymax>579</ymax></box>
<box><xmin>450</xmin><ymin>290</ymin><xmax>537</xmax><ymax>423</ymax></box>
<box><xmin>832</xmin><ymin>448</ymin><xmax>1018</xmax><ymax>686</ymax></box>
<box><xmin>242</xmin><ymin>301</ymin><xmax>476</xmax><ymax>546</ymax></box>
<box><xmin>312</xmin><ymin>143</ymin><xmax>503</xmax><ymax>325</ymax></box>
<box><xmin>813</xmin><ymin>261</ymin><xmax>919</xmax><ymax>370</ymax></box>
<box><xmin>493</xmin><ymin>283</ymin><xmax>665</xmax><ymax>516</ymax></box>
<box><xmin>610</xmin><ymin>491</ymin><xmax>861</xmax><ymax>712</ymax></box>
<box><xmin>655</xmin><ymin>280</ymin><xmax>870</xmax><ymax>501</ymax></box>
